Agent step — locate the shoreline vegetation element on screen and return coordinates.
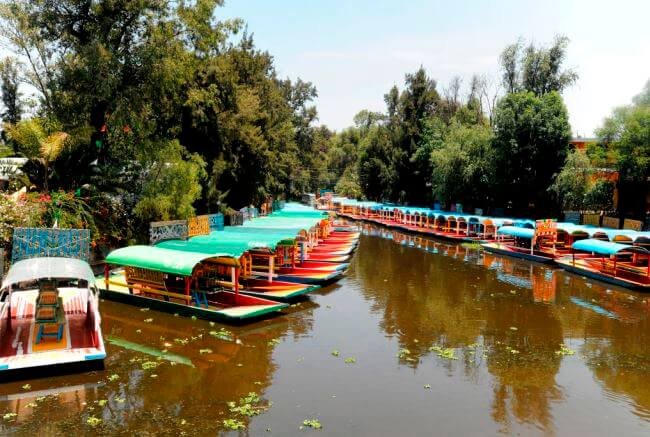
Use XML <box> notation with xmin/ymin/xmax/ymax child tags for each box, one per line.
<box><xmin>0</xmin><ymin>1</ymin><xmax>647</xmax><ymax>255</ymax></box>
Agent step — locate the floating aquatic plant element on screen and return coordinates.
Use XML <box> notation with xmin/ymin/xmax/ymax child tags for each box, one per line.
<box><xmin>424</xmin><ymin>384</ymin><xmax>431</xmax><ymax>389</ymax></box>
<box><xmin>268</xmin><ymin>338</ymin><xmax>280</xmax><ymax>346</ymax></box>
<box><xmin>429</xmin><ymin>345</ymin><xmax>457</xmax><ymax>360</ymax></box>
<box><xmin>331</xmin><ymin>350</ymin><xmax>340</xmax><ymax>357</ymax></box>
<box><xmin>107</xmin><ymin>374</ymin><xmax>119</xmax><ymax>382</ymax></box>
<box><xmin>86</xmin><ymin>416</ymin><xmax>101</xmax><ymax>426</ymax></box>
<box><xmin>144</xmin><ymin>318</ymin><xmax>153</xmax><ymax>323</ymax></box>
<box><xmin>97</xmin><ymin>399</ymin><xmax>107</xmax><ymax>407</ymax></box>
<box><xmin>227</xmin><ymin>392</ymin><xmax>271</xmax><ymax>417</ymax></box>
<box><xmin>209</xmin><ymin>328</ymin><xmax>232</xmax><ymax>339</ymax></box>
<box><xmin>199</xmin><ymin>348</ymin><xmax>213</xmax><ymax>354</ymax></box>
<box><xmin>344</xmin><ymin>357</ymin><xmax>356</xmax><ymax>364</ymax></box>
<box><xmin>223</xmin><ymin>419</ymin><xmax>246</xmax><ymax>430</ymax></box>
<box><xmin>3</xmin><ymin>412</ymin><xmax>17</xmax><ymax>421</ymax></box>
<box><xmin>303</xmin><ymin>419</ymin><xmax>322</xmax><ymax>429</ymax></box>
<box><xmin>21</xmin><ymin>384</ymin><xmax>31</xmax><ymax>390</ymax></box>
<box><xmin>555</xmin><ymin>344</ymin><xmax>575</xmax><ymax>356</ymax></box>
<box><xmin>141</xmin><ymin>361</ymin><xmax>159</xmax><ymax>370</ymax></box>
<box><xmin>140</xmin><ymin>308</ymin><xmax>150</xmax><ymax>312</ymax></box>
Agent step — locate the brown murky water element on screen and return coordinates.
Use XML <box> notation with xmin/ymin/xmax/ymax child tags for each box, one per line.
<box><xmin>1</xmin><ymin>222</ymin><xmax>650</xmax><ymax>436</ymax></box>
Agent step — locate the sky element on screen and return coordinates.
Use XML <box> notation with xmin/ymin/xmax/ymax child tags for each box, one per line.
<box><xmin>218</xmin><ymin>0</ymin><xmax>650</xmax><ymax>136</ymax></box>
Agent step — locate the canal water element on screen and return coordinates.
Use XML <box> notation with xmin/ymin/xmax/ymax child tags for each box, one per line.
<box><xmin>1</xmin><ymin>223</ymin><xmax>650</xmax><ymax>436</ymax></box>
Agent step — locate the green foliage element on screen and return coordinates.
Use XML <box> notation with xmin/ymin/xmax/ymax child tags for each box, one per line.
<box><xmin>549</xmin><ymin>150</ymin><xmax>592</xmax><ymax>210</ymax></box>
<box><xmin>500</xmin><ymin>35</ymin><xmax>578</xmax><ymax>96</ymax></box>
<box><xmin>584</xmin><ymin>179</ymin><xmax>615</xmax><ymax>212</ymax></box>
<box><xmin>598</xmin><ymin>104</ymin><xmax>650</xmax><ymax>182</ymax></box>
<box><xmin>358</xmin><ymin>126</ymin><xmax>396</xmax><ymax>201</ymax></box>
<box><xmin>134</xmin><ymin>141</ymin><xmax>206</xmax><ymax>222</ymax></box>
<box><xmin>334</xmin><ymin>167</ymin><xmax>362</xmax><ymax>199</ymax></box>
<box><xmin>429</xmin><ymin>121</ymin><xmax>494</xmax><ymax>208</ymax></box>
<box><xmin>0</xmin><ymin>57</ymin><xmax>21</xmax><ymax>125</ymax></box>
<box><xmin>491</xmin><ymin>91</ymin><xmax>571</xmax><ymax>213</ymax></box>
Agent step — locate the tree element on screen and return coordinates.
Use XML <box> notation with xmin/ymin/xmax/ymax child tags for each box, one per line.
<box><xmin>392</xmin><ymin>67</ymin><xmax>441</xmax><ymax>204</ymax></box>
<box><xmin>134</xmin><ymin>140</ymin><xmax>206</xmax><ymax>222</ymax></box>
<box><xmin>4</xmin><ymin>118</ymin><xmax>70</xmax><ymax>192</ymax></box>
<box><xmin>358</xmin><ymin>126</ymin><xmax>396</xmax><ymax>201</ymax></box>
<box><xmin>549</xmin><ymin>149</ymin><xmax>592</xmax><ymax>210</ymax></box>
<box><xmin>334</xmin><ymin>166</ymin><xmax>362</xmax><ymax>199</ymax></box>
<box><xmin>499</xmin><ymin>35</ymin><xmax>578</xmax><ymax>96</ymax></box>
<box><xmin>584</xmin><ymin>180</ymin><xmax>615</xmax><ymax>212</ymax></box>
<box><xmin>0</xmin><ymin>57</ymin><xmax>21</xmax><ymax>124</ymax></box>
<box><xmin>491</xmin><ymin>91</ymin><xmax>571</xmax><ymax>214</ymax></box>
<box><xmin>429</xmin><ymin>121</ymin><xmax>494</xmax><ymax>209</ymax></box>
<box><xmin>596</xmin><ymin>81</ymin><xmax>650</xmax><ymax>215</ymax></box>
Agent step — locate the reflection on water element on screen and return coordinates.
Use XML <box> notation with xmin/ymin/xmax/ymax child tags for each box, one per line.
<box><xmin>1</xmin><ymin>222</ymin><xmax>649</xmax><ymax>435</ymax></box>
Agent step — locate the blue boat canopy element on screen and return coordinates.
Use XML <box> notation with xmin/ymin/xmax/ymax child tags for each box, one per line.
<box><xmin>571</xmin><ymin>238</ymin><xmax>650</xmax><ymax>256</ymax></box>
<box><xmin>497</xmin><ymin>226</ymin><xmax>535</xmax><ymax>239</ymax></box>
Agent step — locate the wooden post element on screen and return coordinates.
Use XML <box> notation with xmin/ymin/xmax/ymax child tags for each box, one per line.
<box><xmin>104</xmin><ymin>264</ymin><xmax>110</xmax><ymax>290</ymax></box>
<box><xmin>268</xmin><ymin>256</ymin><xmax>274</xmax><ymax>283</ymax></box>
<box><xmin>184</xmin><ymin>276</ymin><xmax>191</xmax><ymax>304</ymax></box>
<box><xmin>234</xmin><ymin>267</ymin><xmax>240</xmax><ymax>299</ymax></box>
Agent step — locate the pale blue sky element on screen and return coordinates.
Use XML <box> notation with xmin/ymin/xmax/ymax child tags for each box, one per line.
<box><xmin>219</xmin><ymin>0</ymin><xmax>650</xmax><ymax>136</ymax></box>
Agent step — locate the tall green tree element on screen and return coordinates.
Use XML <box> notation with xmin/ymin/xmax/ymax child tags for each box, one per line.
<box><xmin>0</xmin><ymin>57</ymin><xmax>21</xmax><ymax>125</ymax></box>
<box><xmin>500</xmin><ymin>35</ymin><xmax>578</xmax><ymax>96</ymax></box>
<box><xmin>596</xmin><ymin>80</ymin><xmax>650</xmax><ymax>215</ymax></box>
<box><xmin>491</xmin><ymin>91</ymin><xmax>571</xmax><ymax>214</ymax></box>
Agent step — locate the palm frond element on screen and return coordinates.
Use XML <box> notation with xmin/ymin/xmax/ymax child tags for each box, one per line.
<box><xmin>40</xmin><ymin>131</ymin><xmax>69</xmax><ymax>162</ymax></box>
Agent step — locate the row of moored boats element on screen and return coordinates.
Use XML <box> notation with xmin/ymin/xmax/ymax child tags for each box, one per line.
<box><xmin>0</xmin><ymin>202</ymin><xmax>358</xmax><ymax>374</ymax></box>
<box><xmin>330</xmin><ymin>198</ymin><xmax>650</xmax><ymax>292</ymax></box>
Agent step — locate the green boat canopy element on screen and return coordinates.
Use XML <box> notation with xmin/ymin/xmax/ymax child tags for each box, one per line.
<box><xmin>156</xmin><ymin>239</ymin><xmax>253</xmax><ymax>257</ymax></box>
<box><xmin>106</xmin><ymin>245</ymin><xmax>237</xmax><ymax>276</ymax></box>
<box><xmin>571</xmin><ymin>239</ymin><xmax>650</xmax><ymax>256</ymax></box>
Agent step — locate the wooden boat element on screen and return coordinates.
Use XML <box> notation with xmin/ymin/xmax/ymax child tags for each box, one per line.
<box><xmin>556</xmin><ymin>239</ymin><xmax>650</xmax><ymax>291</ymax></box>
<box><xmin>99</xmin><ymin>246</ymin><xmax>288</xmax><ymax>321</ymax></box>
<box><xmin>481</xmin><ymin>223</ymin><xmax>558</xmax><ymax>264</ymax></box>
<box><xmin>0</xmin><ymin>228</ymin><xmax>105</xmax><ymax>376</ymax></box>
<box><xmin>157</xmin><ymin>237</ymin><xmax>323</xmax><ymax>301</ymax></box>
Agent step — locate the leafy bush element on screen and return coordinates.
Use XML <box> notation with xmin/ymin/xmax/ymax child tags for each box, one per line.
<box><xmin>584</xmin><ymin>179</ymin><xmax>615</xmax><ymax>212</ymax></box>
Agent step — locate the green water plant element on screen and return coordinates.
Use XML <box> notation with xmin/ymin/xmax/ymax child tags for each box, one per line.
<box><xmin>86</xmin><ymin>416</ymin><xmax>101</xmax><ymax>427</ymax></box>
<box><xmin>223</xmin><ymin>419</ymin><xmax>246</xmax><ymax>430</ymax></box>
<box><xmin>303</xmin><ymin>419</ymin><xmax>322</xmax><ymax>429</ymax></box>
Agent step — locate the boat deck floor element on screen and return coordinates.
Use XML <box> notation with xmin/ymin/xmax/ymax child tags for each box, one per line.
<box><xmin>0</xmin><ymin>314</ymin><xmax>95</xmax><ymax>359</ymax></box>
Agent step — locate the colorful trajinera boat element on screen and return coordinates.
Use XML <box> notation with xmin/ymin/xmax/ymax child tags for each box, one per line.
<box><xmin>480</xmin><ymin>220</ymin><xmax>572</xmax><ymax>264</ymax></box>
<box><xmin>0</xmin><ymin>228</ymin><xmax>105</xmax><ymax>375</ymax></box>
<box><xmin>556</xmin><ymin>239</ymin><xmax>650</xmax><ymax>291</ymax></box>
<box><xmin>155</xmin><ymin>237</ymin><xmax>322</xmax><ymax>301</ymax></box>
<box><xmin>100</xmin><ymin>245</ymin><xmax>289</xmax><ymax>321</ymax></box>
